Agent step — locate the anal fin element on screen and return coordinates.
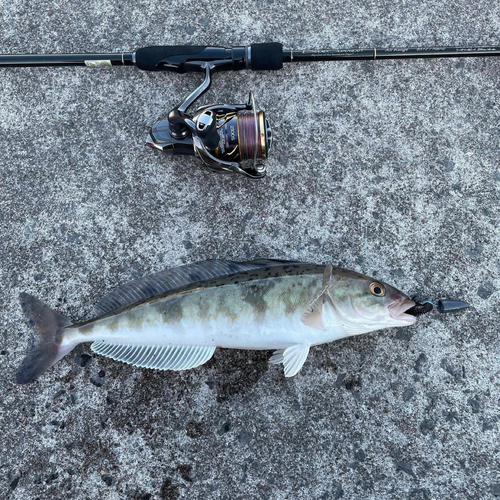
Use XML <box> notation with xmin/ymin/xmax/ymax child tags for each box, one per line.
<box><xmin>91</xmin><ymin>342</ymin><xmax>216</xmax><ymax>371</ymax></box>
<box><xmin>269</xmin><ymin>344</ymin><xmax>311</xmax><ymax>377</ymax></box>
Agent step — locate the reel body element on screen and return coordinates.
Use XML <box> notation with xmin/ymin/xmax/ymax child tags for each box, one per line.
<box><xmin>146</xmin><ymin>60</ymin><xmax>272</xmax><ymax>178</ymax></box>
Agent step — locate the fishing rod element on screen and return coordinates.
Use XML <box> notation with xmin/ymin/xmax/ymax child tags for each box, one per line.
<box><xmin>2</xmin><ymin>42</ymin><xmax>500</xmax><ymax>178</ymax></box>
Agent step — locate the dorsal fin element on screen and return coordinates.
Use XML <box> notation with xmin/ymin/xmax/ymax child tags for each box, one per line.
<box><xmin>93</xmin><ymin>259</ymin><xmax>308</xmax><ymax>316</ymax></box>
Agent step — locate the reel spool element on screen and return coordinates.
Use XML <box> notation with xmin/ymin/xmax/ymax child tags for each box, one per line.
<box><xmin>146</xmin><ymin>62</ymin><xmax>272</xmax><ymax>178</ymax></box>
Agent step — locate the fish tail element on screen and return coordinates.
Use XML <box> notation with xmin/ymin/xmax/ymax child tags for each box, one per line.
<box><xmin>16</xmin><ymin>293</ymin><xmax>74</xmax><ymax>384</ymax></box>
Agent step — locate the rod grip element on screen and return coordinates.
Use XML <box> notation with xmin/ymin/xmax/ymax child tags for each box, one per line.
<box><xmin>250</xmin><ymin>43</ymin><xmax>283</xmax><ymax>70</ymax></box>
<box><xmin>135</xmin><ymin>45</ymin><xmax>207</xmax><ymax>71</ymax></box>
<box><xmin>134</xmin><ymin>43</ymin><xmax>284</xmax><ymax>72</ymax></box>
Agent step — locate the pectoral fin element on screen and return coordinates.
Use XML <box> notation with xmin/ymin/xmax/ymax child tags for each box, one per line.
<box><xmin>301</xmin><ymin>264</ymin><xmax>333</xmax><ymax>330</ymax></box>
<box><xmin>301</xmin><ymin>295</ymin><xmax>326</xmax><ymax>329</ymax></box>
<box><xmin>269</xmin><ymin>344</ymin><xmax>311</xmax><ymax>377</ymax></box>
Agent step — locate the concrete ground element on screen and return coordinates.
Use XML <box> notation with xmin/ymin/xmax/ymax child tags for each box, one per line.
<box><xmin>1</xmin><ymin>1</ymin><xmax>500</xmax><ymax>498</ymax></box>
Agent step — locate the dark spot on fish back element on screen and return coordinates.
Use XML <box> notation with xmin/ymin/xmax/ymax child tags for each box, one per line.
<box><xmin>154</xmin><ymin>298</ymin><xmax>184</xmax><ymax>324</ymax></box>
<box><xmin>105</xmin><ymin>316</ymin><xmax>121</xmax><ymax>331</ymax></box>
<box><xmin>284</xmin><ymin>277</ymin><xmax>320</xmax><ymax>315</ymax></box>
<box><xmin>240</xmin><ymin>280</ymin><xmax>276</xmax><ymax>319</ymax></box>
<box><xmin>79</xmin><ymin>323</ymin><xmax>95</xmax><ymax>335</ymax></box>
<box><xmin>212</xmin><ymin>289</ymin><xmax>239</xmax><ymax>322</ymax></box>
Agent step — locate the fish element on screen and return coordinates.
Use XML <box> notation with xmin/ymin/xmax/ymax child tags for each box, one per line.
<box><xmin>16</xmin><ymin>259</ymin><xmax>417</xmax><ymax>384</ymax></box>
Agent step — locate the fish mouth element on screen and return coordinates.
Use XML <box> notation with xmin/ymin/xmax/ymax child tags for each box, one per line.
<box><xmin>389</xmin><ymin>298</ymin><xmax>418</xmax><ymax>325</ymax></box>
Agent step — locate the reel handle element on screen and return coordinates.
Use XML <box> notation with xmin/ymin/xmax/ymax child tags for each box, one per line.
<box><xmin>135</xmin><ymin>43</ymin><xmax>283</xmax><ymax>72</ymax></box>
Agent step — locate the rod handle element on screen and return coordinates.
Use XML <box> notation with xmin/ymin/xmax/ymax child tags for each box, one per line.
<box><xmin>135</xmin><ymin>45</ymin><xmax>208</xmax><ymax>71</ymax></box>
<box><xmin>135</xmin><ymin>43</ymin><xmax>283</xmax><ymax>72</ymax></box>
<box><xmin>250</xmin><ymin>43</ymin><xmax>283</xmax><ymax>70</ymax></box>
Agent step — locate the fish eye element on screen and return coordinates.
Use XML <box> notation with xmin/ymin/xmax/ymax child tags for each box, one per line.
<box><xmin>370</xmin><ymin>282</ymin><xmax>386</xmax><ymax>297</ymax></box>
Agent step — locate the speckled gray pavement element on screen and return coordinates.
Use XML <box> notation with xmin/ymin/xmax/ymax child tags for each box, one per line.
<box><xmin>1</xmin><ymin>1</ymin><xmax>500</xmax><ymax>499</ymax></box>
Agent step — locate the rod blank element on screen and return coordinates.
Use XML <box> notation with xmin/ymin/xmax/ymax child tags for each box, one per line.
<box><xmin>0</xmin><ymin>52</ymin><xmax>134</xmax><ymax>67</ymax></box>
<box><xmin>283</xmin><ymin>46</ymin><xmax>500</xmax><ymax>62</ymax></box>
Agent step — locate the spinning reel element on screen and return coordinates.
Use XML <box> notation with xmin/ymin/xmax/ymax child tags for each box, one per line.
<box><xmin>146</xmin><ymin>62</ymin><xmax>272</xmax><ymax>179</ymax></box>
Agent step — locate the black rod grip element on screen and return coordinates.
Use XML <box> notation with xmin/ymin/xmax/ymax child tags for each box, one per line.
<box><xmin>250</xmin><ymin>43</ymin><xmax>283</xmax><ymax>70</ymax></box>
<box><xmin>135</xmin><ymin>45</ymin><xmax>208</xmax><ymax>71</ymax></box>
<box><xmin>134</xmin><ymin>43</ymin><xmax>284</xmax><ymax>72</ymax></box>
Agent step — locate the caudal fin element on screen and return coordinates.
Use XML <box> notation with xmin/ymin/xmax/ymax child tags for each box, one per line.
<box><xmin>16</xmin><ymin>293</ymin><xmax>73</xmax><ymax>384</ymax></box>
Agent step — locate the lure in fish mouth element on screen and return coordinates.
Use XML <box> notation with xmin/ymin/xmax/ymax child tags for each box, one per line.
<box><xmin>15</xmin><ymin>259</ymin><xmax>461</xmax><ymax>384</ymax></box>
<box><xmin>405</xmin><ymin>301</ymin><xmax>434</xmax><ymax>317</ymax></box>
<box><xmin>388</xmin><ymin>297</ymin><xmax>418</xmax><ymax>325</ymax></box>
